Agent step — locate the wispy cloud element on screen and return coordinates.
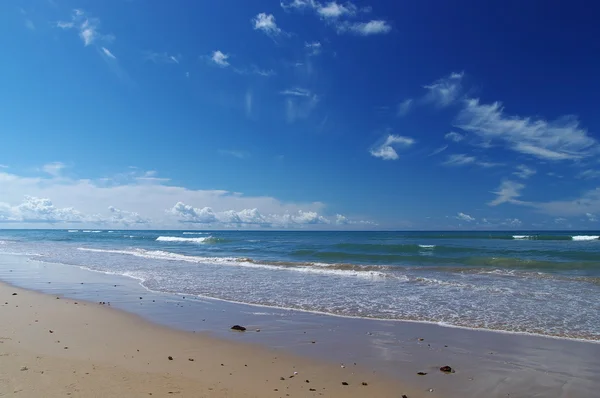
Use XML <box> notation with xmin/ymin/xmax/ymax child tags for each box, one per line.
<box><xmin>280</xmin><ymin>88</ymin><xmax>312</xmax><ymax>97</ymax></box>
<box><xmin>305</xmin><ymin>41</ymin><xmax>322</xmax><ymax>56</ymax></box>
<box><xmin>336</xmin><ymin>20</ymin><xmax>391</xmax><ymax>35</ymax></box>
<box><xmin>145</xmin><ymin>51</ymin><xmax>180</xmax><ymax>64</ymax></box>
<box><xmin>370</xmin><ymin>134</ymin><xmax>415</xmax><ymax>161</ymax></box>
<box><xmin>429</xmin><ymin>145</ymin><xmax>448</xmax><ymax>156</ymax></box>
<box><xmin>443</xmin><ymin>154</ymin><xmax>476</xmax><ymax>166</ymax></box>
<box><xmin>210</xmin><ymin>50</ymin><xmax>230</xmax><ymax>67</ymax></box>
<box><xmin>397</xmin><ymin>99</ymin><xmax>413</xmax><ymax>116</ymax></box>
<box><xmin>488</xmin><ymin>180</ymin><xmax>525</xmax><ymax>206</ymax></box>
<box><xmin>252</xmin><ymin>13</ymin><xmax>283</xmax><ymax>36</ymax></box>
<box><xmin>456</xmin><ymin>212</ymin><xmax>475</xmax><ymax>222</ymax></box>
<box><xmin>219</xmin><ymin>150</ymin><xmax>250</xmax><ymax>159</ymax></box>
<box><xmin>245</xmin><ymin>90</ymin><xmax>253</xmax><ymax>117</ymax></box>
<box><xmin>577</xmin><ymin>169</ymin><xmax>600</xmax><ymax>179</ymax></box>
<box><xmin>513</xmin><ymin>164</ymin><xmax>536</xmax><ymax>179</ymax></box>
<box><xmin>56</xmin><ymin>21</ymin><xmax>74</xmax><ymax>29</ymax></box>
<box><xmin>101</xmin><ymin>47</ymin><xmax>116</xmax><ymax>59</ymax></box>
<box><xmin>423</xmin><ymin>72</ymin><xmax>464</xmax><ymax>107</ymax></box>
<box><xmin>445</xmin><ymin>131</ymin><xmax>465</xmax><ymax>142</ymax></box>
<box><xmin>56</xmin><ymin>9</ymin><xmax>112</xmax><ymax>47</ymax></box>
<box><xmin>587</xmin><ymin>213</ymin><xmax>598</xmax><ymax>222</ymax></box>
<box><xmin>41</xmin><ymin>162</ymin><xmax>66</xmax><ymax>177</ymax></box>
<box><xmin>284</xmin><ymin>94</ymin><xmax>320</xmax><ymax>122</ymax></box>
<box><xmin>456</xmin><ymin>98</ymin><xmax>598</xmax><ymax>161</ymax></box>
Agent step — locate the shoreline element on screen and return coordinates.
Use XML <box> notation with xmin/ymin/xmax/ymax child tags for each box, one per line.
<box><xmin>46</xmin><ymin>255</ymin><xmax>600</xmax><ymax>344</ymax></box>
<box><xmin>2</xmin><ymin>253</ymin><xmax>600</xmax><ymax>397</ymax></box>
<box><xmin>0</xmin><ymin>281</ymin><xmax>417</xmax><ymax>397</ymax></box>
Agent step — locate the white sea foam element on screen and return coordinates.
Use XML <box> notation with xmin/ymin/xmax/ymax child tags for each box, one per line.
<box><xmin>156</xmin><ymin>236</ymin><xmax>212</xmax><ymax>243</ymax></box>
<box><xmin>571</xmin><ymin>235</ymin><xmax>599</xmax><ymax>241</ymax></box>
<box><xmin>418</xmin><ymin>244</ymin><xmax>435</xmax><ymax>248</ymax></box>
<box><xmin>513</xmin><ymin>235</ymin><xmax>532</xmax><ymax>240</ymax></box>
<box><xmin>67</xmin><ymin>230</ymin><xmax>79</xmax><ymax>233</ymax></box>
<box><xmin>182</xmin><ymin>232</ymin><xmax>207</xmax><ymax>235</ymax></box>
<box><xmin>82</xmin><ymin>230</ymin><xmax>101</xmax><ymax>233</ymax></box>
<box><xmin>76</xmin><ymin>247</ymin><xmax>389</xmax><ymax>278</ymax></box>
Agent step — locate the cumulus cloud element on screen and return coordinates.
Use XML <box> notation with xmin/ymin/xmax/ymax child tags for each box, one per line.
<box><xmin>423</xmin><ymin>72</ymin><xmax>464</xmax><ymax>107</ymax></box>
<box><xmin>252</xmin><ymin>13</ymin><xmax>282</xmax><ymax>36</ymax></box>
<box><xmin>317</xmin><ymin>1</ymin><xmax>357</xmax><ymax>18</ymax></box>
<box><xmin>0</xmin><ymin>167</ymin><xmax>373</xmax><ymax>229</ymax></box>
<box><xmin>210</xmin><ymin>50</ymin><xmax>230</xmax><ymax>67</ymax></box>
<box><xmin>456</xmin><ymin>98</ymin><xmax>598</xmax><ymax>161</ymax></box>
<box><xmin>456</xmin><ymin>212</ymin><xmax>475</xmax><ymax>222</ymax></box>
<box><xmin>445</xmin><ymin>131</ymin><xmax>465</xmax><ymax>142</ymax></box>
<box><xmin>167</xmin><ymin>202</ymin><xmax>352</xmax><ymax>227</ymax></box>
<box><xmin>370</xmin><ymin>134</ymin><xmax>415</xmax><ymax>160</ymax></box>
<box><xmin>513</xmin><ymin>165</ymin><xmax>536</xmax><ymax>179</ymax></box>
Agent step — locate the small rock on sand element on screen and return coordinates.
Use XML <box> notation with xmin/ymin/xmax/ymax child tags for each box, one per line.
<box><xmin>342</xmin><ymin>382</ymin><xmax>349</xmax><ymax>386</ymax></box>
<box><xmin>231</xmin><ymin>325</ymin><xmax>246</xmax><ymax>331</ymax></box>
<box><xmin>362</xmin><ymin>382</ymin><xmax>368</xmax><ymax>386</ymax></box>
<box><xmin>188</xmin><ymin>358</ymin><xmax>194</xmax><ymax>361</ymax></box>
<box><xmin>439</xmin><ymin>366</ymin><xmax>454</xmax><ymax>373</ymax></box>
<box><xmin>417</xmin><ymin>372</ymin><xmax>427</xmax><ymax>376</ymax></box>
<box><xmin>20</xmin><ymin>366</ymin><xmax>28</xmax><ymax>371</ymax></box>
<box><xmin>12</xmin><ymin>293</ymin><xmax>17</xmax><ymax>296</ymax></box>
<box><xmin>402</xmin><ymin>395</ymin><xmax>408</xmax><ymax>398</ymax></box>
<box><xmin>168</xmin><ymin>356</ymin><xmax>173</xmax><ymax>360</ymax></box>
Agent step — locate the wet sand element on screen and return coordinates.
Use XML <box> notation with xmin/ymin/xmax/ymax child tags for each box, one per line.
<box><xmin>1</xmin><ymin>254</ymin><xmax>599</xmax><ymax>397</ymax></box>
<box><xmin>0</xmin><ymin>282</ymin><xmax>419</xmax><ymax>397</ymax></box>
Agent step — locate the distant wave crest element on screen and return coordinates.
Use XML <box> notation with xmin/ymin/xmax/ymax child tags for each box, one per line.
<box><xmin>156</xmin><ymin>236</ymin><xmax>221</xmax><ymax>244</ymax></box>
<box><xmin>572</xmin><ymin>235</ymin><xmax>599</xmax><ymax>241</ymax></box>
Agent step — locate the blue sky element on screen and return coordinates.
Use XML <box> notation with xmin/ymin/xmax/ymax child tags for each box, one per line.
<box><xmin>1</xmin><ymin>0</ymin><xmax>599</xmax><ymax>229</ymax></box>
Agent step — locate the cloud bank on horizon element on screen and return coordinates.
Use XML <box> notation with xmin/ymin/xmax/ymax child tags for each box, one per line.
<box><xmin>1</xmin><ymin>0</ymin><xmax>599</xmax><ymax>229</ymax></box>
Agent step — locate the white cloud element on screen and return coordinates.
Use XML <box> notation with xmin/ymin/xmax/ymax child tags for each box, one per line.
<box><xmin>586</xmin><ymin>213</ymin><xmax>597</xmax><ymax>222</ymax></box>
<box><xmin>317</xmin><ymin>1</ymin><xmax>357</xmax><ymax>18</ymax></box>
<box><xmin>145</xmin><ymin>52</ymin><xmax>180</xmax><ymax>64</ymax></box>
<box><xmin>513</xmin><ymin>164</ymin><xmax>536</xmax><ymax>179</ymax></box>
<box><xmin>503</xmin><ymin>218</ymin><xmax>522</xmax><ymax>227</ymax></box>
<box><xmin>281</xmin><ymin>0</ymin><xmax>318</xmax><ymax>10</ymax></box>
<box><xmin>488</xmin><ymin>180</ymin><xmax>525</xmax><ymax>206</ymax></box>
<box><xmin>456</xmin><ymin>98</ymin><xmax>598</xmax><ymax>161</ymax></box>
<box><xmin>79</xmin><ymin>19</ymin><xmax>97</xmax><ymax>46</ymax></box>
<box><xmin>577</xmin><ymin>169</ymin><xmax>600</xmax><ymax>180</ymax></box>
<box><xmin>443</xmin><ymin>154</ymin><xmax>476</xmax><ymax>166</ymax></box>
<box><xmin>280</xmin><ymin>88</ymin><xmax>312</xmax><ymax>97</ymax></box>
<box><xmin>397</xmin><ymin>99</ymin><xmax>413</xmax><ymax>116</ymax></box>
<box><xmin>210</xmin><ymin>50</ymin><xmax>230</xmax><ymax>67</ymax></box>
<box><xmin>429</xmin><ymin>145</ymin><xmax>448</xmax><ymax>156</ymax></box>
<box><xmin>56</xmin><ymin>21</ymin><xmax>74</xmax><ymax>29</ymax></box>
<box><xmin>101</xmin><ymin>47</ymin><xmax>116</xmax><ymax>59</ymax></box>
<box><xmin>305</xmin><ymin>41</ymin><xmax>322</xmax><ymax>56</ymax></box>
<box><xmin>337</xmin><ymin>20</ymin><xmax>391</xmax><ymax>35</ymax></box>
<box><xmin>423</xmin><ymin>72</ymin><xmax>464</xmax><ymax>107</ymax></box>
<box><xmin>0</xmin><ymin>167</ymin><xmax>373</xmax><ymax>229</ymax></box>
<box><xmin>370</xmin><ymin>134</ymin><xmax>415</xmax><ymax>160</ymax></box>
<box><xmin>42</xmin><ymin>162</ymin><xmax>66</xmax><ymax>177</ymax></box>
<box><xmin>456</xmin><ymin>212</ymin><xmax>475</xmax><ymax>222</ymax></box>
<box><xmin>252</xmin><ymin>13</ymin><xmax>282</xmax><ymax>36</ymax></box>
<box><xmin>445</xmin><ymin>131</ymin><xmax>465</xmax><ymax>142</ymax></box>
<box><xmin>283</xmin><ymin>90</ymin><xmax>320</xmax><ymax>122</ymax></box>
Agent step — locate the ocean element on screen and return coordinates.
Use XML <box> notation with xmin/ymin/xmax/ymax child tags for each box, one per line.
<box><xmin>1</xmin><ymin>229</ymin><xmax>599</xmax><ymax>342</ymax></box>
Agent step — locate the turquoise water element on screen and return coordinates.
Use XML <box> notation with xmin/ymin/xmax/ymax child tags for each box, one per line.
<box><xmin>1</xmin><ymin>229</ymin><xmax>599</xmax><ymax>341</ymax></box>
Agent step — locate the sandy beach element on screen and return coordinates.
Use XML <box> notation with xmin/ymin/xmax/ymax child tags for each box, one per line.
<box><xmin>0</xmin><ymin>281</ymin><xmax>419</xmax><ymax>397</ymax></box>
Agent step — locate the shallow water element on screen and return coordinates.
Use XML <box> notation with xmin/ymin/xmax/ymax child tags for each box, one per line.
<box><xmin>1</xmin><ymin>229</ymin><xmax>599</xmax><ymax>341</ymax></box>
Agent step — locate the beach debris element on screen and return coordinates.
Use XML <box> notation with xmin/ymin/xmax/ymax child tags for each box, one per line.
<box><xmin>428</xmin><ymin>388</ymin><xmax>434</xmax><ymax>392</ymax></box>
<box><xmin>231</xmin><ymin>325</ymin><xmax>246</xmax><ymax>332</ymax></box>
<box><xmin>439</xmin><ymin>366</ymin><xmax>454</xmax><ymax>373</ymax></box>
<box><xmin>12</xmin><ymin>293</ymin><xmax>17</xmax><ymax>296</ymax></box>
<box><xmin>417</xmin><ymin>372</ymin><xmax>427</xmax><ymax>376</ymax></box>
<box><xmin>418</xmin><ymin>338</ymin><xmax>424</xmax><ymax>341</ymax></box>
<box><xmin>20</xmin><ymin>366</ymin><xmax>28</xmax><ymax>371</ymax></box>
<box><xmin>168</xmin><ymin>356</ymin><xmax>173</xmax><ymax>360</ymax></box>
<box><xmin>311</xmin><ymin>341</ymin><xmax>316</xmax><ymax>344</ymax></box>
<box><xmin>64</xmin><ymin>347</ymin><xmax>68</xmax><ymax>349</ymax></box>
<box><xmin>139</xmin><ymin>297</ymin><xmax>143</xmax><ymax>299</ymax></box>
<box><xmin>294</xmin><ymin>372</ymin><xmax>298</xmax><ymax>375</ymax></box>
<box><xmin>402</xmin><ymin>395</ymin><xmax>408</xmax><ymax>398</ymax></box>
<box><xmin>256</xmin><ymin>329</ymin><xmax>260</xmax><ymax>332</ymax></box>
<box><xmin>305</xmin><ymin>379</ymin><xmax>310</xmax><ymax>383</ymax></box>
<box><xmin>280</xmin><ymin>377</ymin><xmax>285</xmax><ymax>380</ymax></box>
<box><xmin>309</xmin><ymin>388</ymin><xmax>316</xmax><ymax>391</ymax></box>
<box><xmin>49</xmin><ymin>330</ymin><xmax>54</xmax><ymax>333</ymax></box>
<box><xmin>362</xmin><ymin>382</ymin><xmax>368</xmax><ymax>386</ymax></box>
<box><xmin>342</xmin><ymin>382</ymin><xmax>349</xmax><ymax>386</ymax></box>
<box><xmin>188</xmin><ymin>358</ymin><xmax>194</xmax><ymax>361</ymax></box>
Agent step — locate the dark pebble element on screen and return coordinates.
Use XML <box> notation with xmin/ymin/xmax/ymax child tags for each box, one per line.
<box><xmin>49</xmin><ymin>330</ymin><xmax>54</xmax><ymax>333</ymax></box>
<box><xmin>440</xmin><ymin>366</ymin><xmax>454</xmax><ymax>373</ymax></box>
<box><xmin>309</xmin><ymin>388</ymin><xmax>316</xmax><ymax>391</ymax></box>
<box><xmin>12</xmin><ymin>293</ymin><xmax>17</xmax><ymax>296</ymax></box>
<box><xmin>231</xmin><ymin>325</ymin><xmax>246</xmax><ymax>332</ymax></box>
<box><xmin>305</xmin><ymin>380</ymin><xmax>310</xmax><ymax>383</ymax></box>
<box><xmin>362</xmin><ymin>382</ymin><xmax>368</xmax><ymax>386</ymax></box>
<box><xmin>402</xmin><ymin>395</ymin><xmax>408</xmax><ymax>398</ymax></box>
<box><xmin>168</xmin><ymin>356</ymin><xmax>173</xmax><ymax>360</ymax></box>
<box><xmin>280</xmin><ymin>377</ymin><xmax>285</xmax><ymax>381</ymax></box>
<box><xmin>188</xmin><ymin>358</ymin><xmax>194</xmax><ymax>361</ymax></box>
<box><xmin>417</xmin><ymin>372</ymin><xmax>427</xmax><ymax>376</ymax></box>
<box><xmin>342</xmin><ymin>382</ymin><xmax>349</xmax><ymax>386</ymax></box>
